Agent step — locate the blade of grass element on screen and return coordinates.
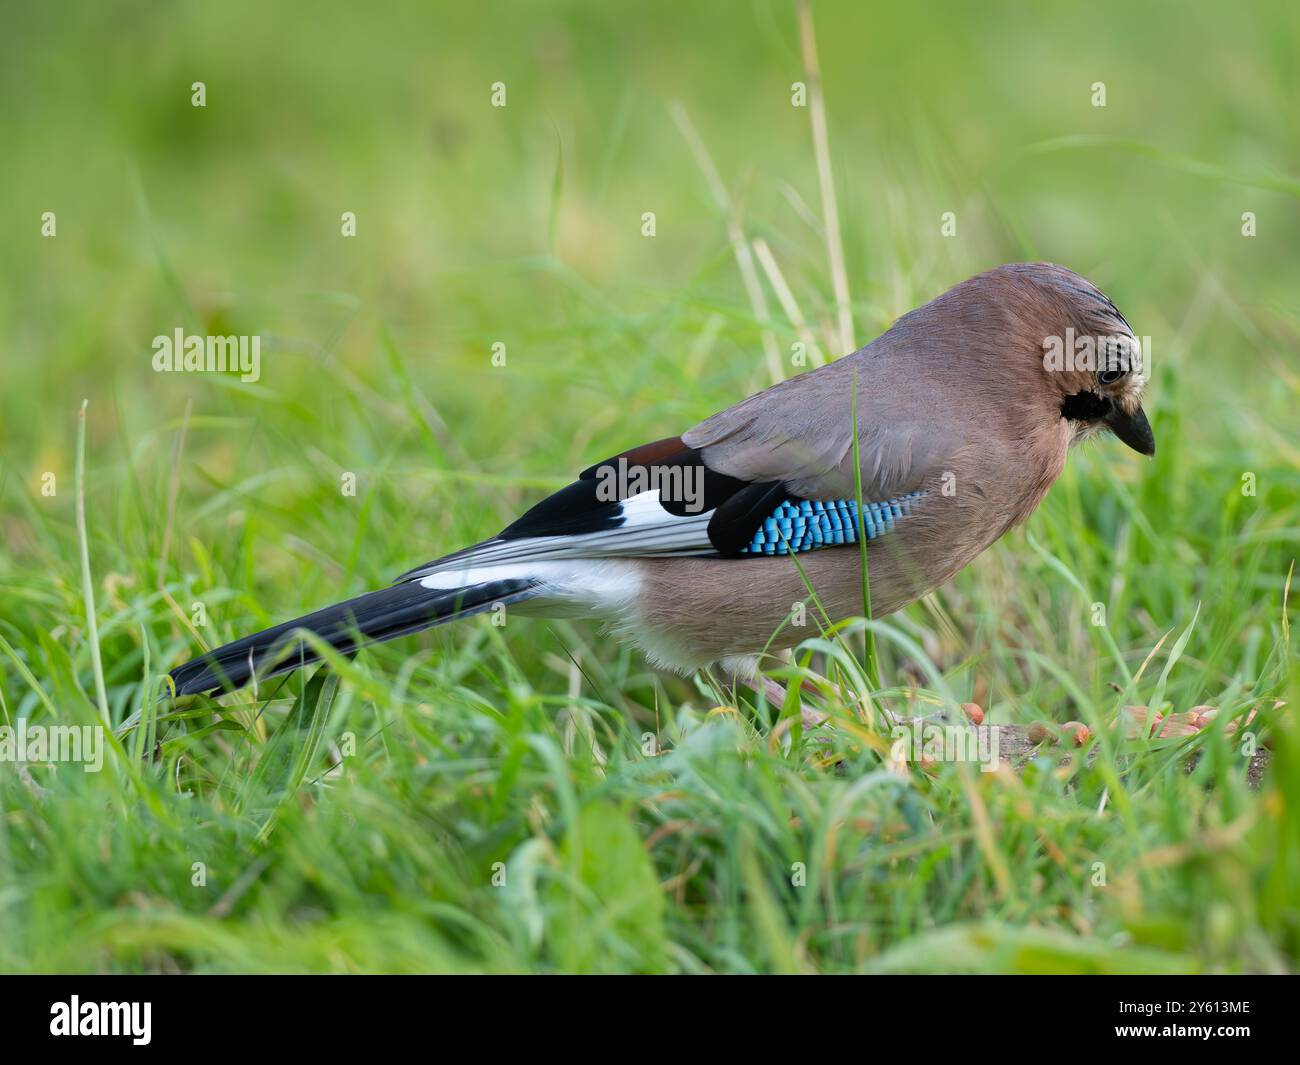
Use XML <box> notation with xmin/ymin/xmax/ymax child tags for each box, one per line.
<box><xmin>752</xmin><ymin>237</ymin><xmax>827</xmax><ymax>366</ymax></box>
<box><xmin>669</xmin><ymin>101</ymin><xmax>784</xmax><ymax>384</ymax></box>
<box><xmin>797</xmin><ymin>0</ymin><xmax>854</xmax><ymax>355</ymax></box>
<box><xmin>76</xmin><ymin>400</ymin><xmax>111</xmax><ymax>727</ymax></box>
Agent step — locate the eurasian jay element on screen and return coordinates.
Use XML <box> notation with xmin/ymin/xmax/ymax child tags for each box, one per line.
<box><xmin>169</xmin><ymin>262</ymin><xmax>1154</xmax><ymax>699</ymax></box>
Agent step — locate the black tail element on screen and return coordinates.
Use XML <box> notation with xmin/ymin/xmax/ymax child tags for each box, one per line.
<box><xmin>169</xmin><ymin>578</ymin><xmax>538</xmax><ymax>696</ymax></box>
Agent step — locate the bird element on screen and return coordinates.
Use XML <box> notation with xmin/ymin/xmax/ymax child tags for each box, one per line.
<box><xmin>168</xmin><ymin>262</ymin><xmax>1154</xmax><ymax>705</ymax></box>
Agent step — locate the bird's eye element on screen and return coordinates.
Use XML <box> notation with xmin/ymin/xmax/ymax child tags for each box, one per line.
<box><xmin>1098</xmin><ymin>367</ymin><xmax>1127</xmax><ymax>385</ymax></box>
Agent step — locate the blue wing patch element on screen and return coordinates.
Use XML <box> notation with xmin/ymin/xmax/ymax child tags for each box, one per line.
<box><xmin>738</xmin><ymin>492</ymin><xmax>925</xmax><ymax>556</ymax></box>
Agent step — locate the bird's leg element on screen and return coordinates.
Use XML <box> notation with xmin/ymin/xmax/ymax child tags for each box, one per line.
<box><xmin>716</xmin><ymin>663</ymin><xmax>828</xmax><ymax>730</ymax></box>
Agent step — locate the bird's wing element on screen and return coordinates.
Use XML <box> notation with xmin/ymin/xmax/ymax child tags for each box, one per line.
<box><xmin>396</xmin><ymin>437</ymin><xmax>734</xmax><ymax>581</ymax></box>
<box><xmin>681</xmin><ymin>352</ymin><xmax>957</xmax><ymax>501</ymax></box>
<box><xmin>399</xmin><ymin>363</ymin><xmax>959</xmax><ymax>582</ymax></box>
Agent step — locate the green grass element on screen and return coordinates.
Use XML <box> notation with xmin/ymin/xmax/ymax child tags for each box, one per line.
<box><xmin>1</xmin><ymin>0</ymin><xmax>1297</xmax><ymax>973</ymax></box>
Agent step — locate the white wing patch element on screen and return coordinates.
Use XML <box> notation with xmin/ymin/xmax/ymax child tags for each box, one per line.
<box><xmin>405</xmin><ymin>489</ymin><xmax>716</xmax><ymax>582</ymax></box>
<box><xmin>419</xmin><ymin>558</ymin><xmax>644</xmax><ymax>619</ymax></box>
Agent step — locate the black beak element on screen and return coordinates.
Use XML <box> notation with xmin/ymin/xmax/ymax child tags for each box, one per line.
<box><xmin>1106</xmin><ymin>404</ymin><xmax>1155</xmax><ymax>456</ymax></box>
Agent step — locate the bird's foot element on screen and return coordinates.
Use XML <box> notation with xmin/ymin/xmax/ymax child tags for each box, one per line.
<box><xmin>751</xmin><ymin>675</ymin><xmax>827</xmax><ymax>730</ymax></box>
<box><xmin>716</xmin><ymin>667</ymin><xmax>827</xmax><ymax>730</ymax></box>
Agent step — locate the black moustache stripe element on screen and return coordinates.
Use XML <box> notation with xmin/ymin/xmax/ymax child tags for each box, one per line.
<box><xmin>1061</xmin><ymin>390</ymin><xmax>1112</xmax><ymax>421</ymax></box>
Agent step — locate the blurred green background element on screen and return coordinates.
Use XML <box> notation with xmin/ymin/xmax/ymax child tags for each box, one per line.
<box><xmin>3</xmin><ymin>0</ymin><xmax>1297</xmax><ymax>488</ymax></box>
<box><xmin>0</xmin><ymin>1</ymin><xmax>1297</xmax><ymax>974</ymax></box>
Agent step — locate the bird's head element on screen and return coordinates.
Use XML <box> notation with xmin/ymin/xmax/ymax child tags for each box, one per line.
<box><xmin>970</xmin><ymin>262</ymin><xmax>1155</xmax><ymax>457</ymax></box>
